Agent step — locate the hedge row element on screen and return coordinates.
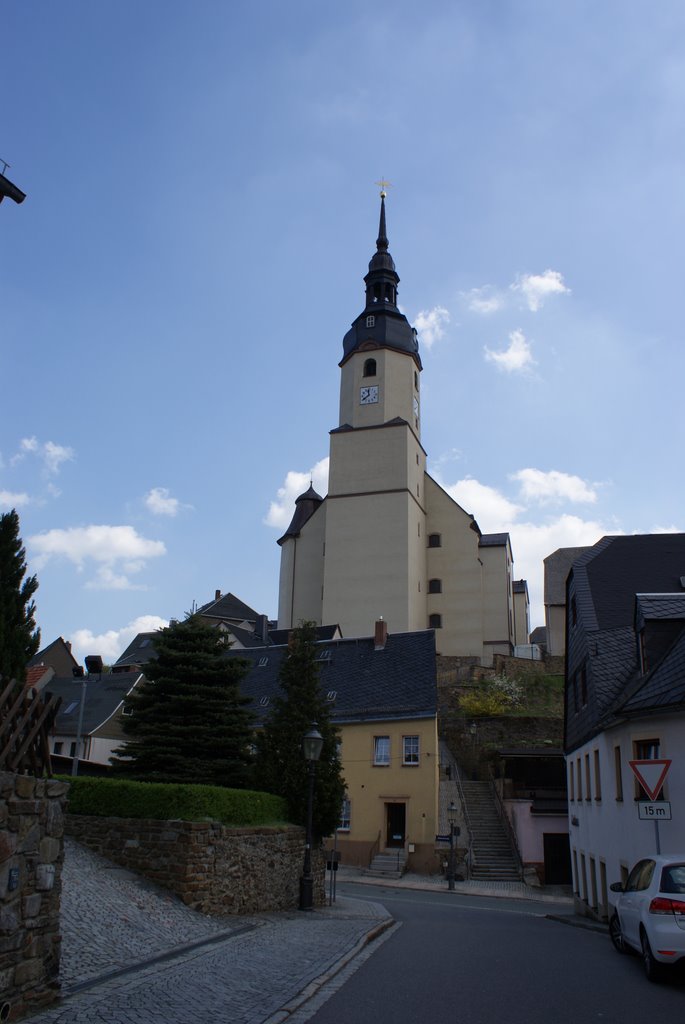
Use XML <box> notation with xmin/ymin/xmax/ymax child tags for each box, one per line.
<box><xmin>61</xmin><ymin>776</ymin><xmax>288</xmax><ymax>826</ymax></box>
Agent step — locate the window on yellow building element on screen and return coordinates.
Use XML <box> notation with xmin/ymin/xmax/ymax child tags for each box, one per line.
<box><xmin>403</xmin><ymin>735</ymin><xmax>420</xmax><ymax>765</ymax></box>
<box><xmin>339</xmin><ymin>796</ymin><xmax>351</xmax><ymax>831</ymax></box>
<box><xmin>373</xmin><ymin>736</ymin><xmax>390</xmax><ymax>765</ymax></box>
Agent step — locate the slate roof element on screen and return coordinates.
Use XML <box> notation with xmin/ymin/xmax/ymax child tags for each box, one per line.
<box><xmin>544</xmin><ymin>547</ymin><xmax>590</xmax><ymax>605</ymax></box>
<box><xmin>113</xmin><ymin>633</ymin><xmax>157</xmax><ymax>668</ymax></box>
<box><xmin>530</xmin><ymin>626</ymin><xmax>547</xmax><ymax>647</ymax></box>
<box><xmin>48</xmin><ymin>672</ymin><xmax>141</xmax><ymax>736</ymax></box>
<box><xmin>565</xmin><ymin>534</ymin><xmax>685</xmax><ymax>750</ymax></box>
<box><xmin>269</xmin><ymin>625</ymin><xmax>340</xmax><ymax>646</ymax></box>
<box><xmin>513</xmin><ymin>579</ymin><xmax>528</xmax><ymax>595</ymax></box>
<box><xmin>620</xmin><ymin>627</ymin><xmax>685</xmax><ymax>714</ymax></box>
<box><xmin>196</xmin><ymin>592</ymin><xmax>261</xmax><ymax>623</ymax></box>
<box><xmin>114</xmin><ymin>624</ymin><xmax>342</xmax><ymax>666</ymax></box>
<box><xmin>29</xmin><ymin>637</ymin><xmax>79</xmax><ymax>674</ymax></box>
<box><xmin>635</xmin><ymin>593</ymin><xmax>685</xmax><ymax>631</ymax></box>
<box><xmin>277</xmin><ymin>486</ymin><xmax>324</xmax><ymax>545</ymax></box>
<box><xmin>572</xmin><ymin>535</ymin><xmax>685</xmax><ymax>632</ymax></box>
<box><xmin>226</xmin><ymin>630</ymin><xmax>437</xmax><ymax>728</ymax></box>
<box><xmin>479</xmin><ymin>533</ymin><xmax>509</xmax><ymax>548</ymax></box>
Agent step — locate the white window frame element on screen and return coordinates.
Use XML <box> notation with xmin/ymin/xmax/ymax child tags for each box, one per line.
<box><xmin>403</xmin><ymin>735</ymin><xmax>420</xmax><ymax>766</ymax></box>
<box><xmin>366</xmin><ymin>315</ymin><xmax>375</xmax><ymax>327</ymax></box>
<box><xmin>373</xmin><ymin>735</ymin><xmax>390</xmax><ymax>766</ymax></box>
<box><xmin>339</xmin><ymin>796</ymin><xmax>351</xmax><ymax>831</ymax></box>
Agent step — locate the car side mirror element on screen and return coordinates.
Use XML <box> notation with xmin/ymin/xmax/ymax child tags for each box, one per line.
<box><xmin>609</xmin><ymin>882</ymin><xmax>624</xmax><ymax>893</ymax></box>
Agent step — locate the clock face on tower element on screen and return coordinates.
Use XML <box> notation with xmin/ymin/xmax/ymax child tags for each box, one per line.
<box><xmin>360</xmin><ymin>385</ymin><xmax>379</xmax><ymax>405</ymax></box>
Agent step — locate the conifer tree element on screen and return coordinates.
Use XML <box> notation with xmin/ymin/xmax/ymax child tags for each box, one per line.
<box><xmin>255</xmin><ymin>622</ymin><xmax>345</xmax><ymax>838</ymax></box>
<box><xmin>112</xmin><ymin>615</ymin><xmax>254</xmax><ymax>788</ymax></box>
<box><xmin>0</xmin><ymin>509</ymin><xmax>40</xmax><ymax>684</ymax></box>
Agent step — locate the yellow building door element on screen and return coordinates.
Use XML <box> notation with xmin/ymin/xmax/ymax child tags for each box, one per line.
<box><xmin>386</xmin><ymin>802</ymin><xmax>406</xmax><ymax>848</ymax></box>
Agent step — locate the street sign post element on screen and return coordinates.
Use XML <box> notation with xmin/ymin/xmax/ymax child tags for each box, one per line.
<box><xmin>629</xmin><ymin>759</ymin><xmax>673</xmax><ymax>853</ymax></box>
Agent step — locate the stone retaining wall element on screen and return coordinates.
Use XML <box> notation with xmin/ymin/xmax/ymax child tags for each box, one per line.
<box><xmin>66</xmin><ymin>815</ymin><xmax>325</xmax><ymax>914</ymax></box>
<box><xmin>0</xmin><ymin>773</ymin><xmax>68</xmax><ymax>1020</ymax></box>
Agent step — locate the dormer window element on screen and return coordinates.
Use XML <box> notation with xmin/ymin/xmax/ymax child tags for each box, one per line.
<box><xmin>366</xmin><ymin>315</ymin><xmax>375</xmax><ymax>328</ymax></box>
<box><xmin>363</xmin><ymin>358</ymin><xmax>377</xmax><ymax>377</ymax></box>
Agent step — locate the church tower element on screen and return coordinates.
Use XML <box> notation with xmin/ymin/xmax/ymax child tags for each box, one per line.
<box><xmin>277</xmin><ymin>191</ymin><xmax>521</xmax><ymax>662</ymax></box>
<box><xmin>321</xmin><ymin>190</ymin><xmax>427</xmax><ymax>635</ymax></box>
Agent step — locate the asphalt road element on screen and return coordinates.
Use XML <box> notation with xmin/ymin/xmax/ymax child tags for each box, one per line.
<box><xmin>293</xmin><ymin>881</ymin><xmax>685</xmax><ymax>1023</ymax></box>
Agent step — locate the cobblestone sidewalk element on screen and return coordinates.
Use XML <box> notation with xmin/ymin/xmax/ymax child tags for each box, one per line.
<box><xmin>20</xmin><ymin>839</ymin><xmax>392</xmax><ymax>1024</ymax></box>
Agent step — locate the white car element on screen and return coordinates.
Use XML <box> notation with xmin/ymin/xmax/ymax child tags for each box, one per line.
<box><xmin>610</xmin><ymin>855</ymin><xmax>685</xmax><ymax>981</ymax></box>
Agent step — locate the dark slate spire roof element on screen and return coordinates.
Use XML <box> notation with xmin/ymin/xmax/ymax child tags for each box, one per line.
<box><xmin>341</xmin><ymin>195</ymin><xmax>421</xmax><ymax>369</ymax></box>
<box><xmin>277</xmin><ymin>484</ymin><xmax>324</xmax><ymax>546</ymax></box>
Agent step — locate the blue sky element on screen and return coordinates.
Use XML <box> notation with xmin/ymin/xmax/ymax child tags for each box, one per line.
<box><xmin>3</xmin><ymin>1</ymin><xmax>685</xmax><ymax>663</ymax></box>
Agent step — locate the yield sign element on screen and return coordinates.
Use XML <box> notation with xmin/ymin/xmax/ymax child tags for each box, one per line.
<box><xmin>629</xmin><ymin>759</ymin><xmax>672</xmax><ymax>801</ymax></box>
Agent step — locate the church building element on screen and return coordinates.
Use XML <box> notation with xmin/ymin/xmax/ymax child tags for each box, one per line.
<box><xmin>277</xmin><ymin>192</ymin><xmax>526</xmax><ymax>665</ymax></box>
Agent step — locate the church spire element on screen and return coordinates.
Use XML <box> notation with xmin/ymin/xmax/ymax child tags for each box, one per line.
<box><xmin>365</xmin><ymin>190</ymin><xmax>399</xmax><ymax>308</ymax></box>
<box><xmin>376</xmin><ymin>192</ymin><xmax>389</xmax><ymax>252</ymax></box>
<box><xmin>340</xmin><ymin>186</ymin><xmax>421</xmax><ymax>369</ymax></box>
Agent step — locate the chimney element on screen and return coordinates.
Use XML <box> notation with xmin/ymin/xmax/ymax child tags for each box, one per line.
<box><xmin>255</xmin><ymin>613</ymin><xmax>269</xmax><ymax>645</ymax></box>
<box><xmin>65</xmin><ymin>641</ymin><xmax>72</xmax><ymax>652</ymax></box>
<box><xmin>215</xmin><ymin>589</ymin><xmax>221</xmax><ymax>601</ymax></box>
<box><xmin>374</xmin><ymin>618</ymin><xmax>388</xmax><ymax>650</ymax></box>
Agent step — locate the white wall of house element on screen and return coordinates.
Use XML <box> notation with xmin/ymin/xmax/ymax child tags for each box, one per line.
<box><xmin>566</xmin><ymin>713</ymin><xmax>685</xmax><ymax>919</ymax></box>
<box><xmin>50</xmin><ymin>732</ymin><xmax>120</xmax><ymax>765</ymax></box>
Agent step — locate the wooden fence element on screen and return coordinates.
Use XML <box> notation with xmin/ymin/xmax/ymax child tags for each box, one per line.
<box><xmin>0</xmin><ymin>678</ymin><xmax>61</xmax><ymax>775</ymax></box>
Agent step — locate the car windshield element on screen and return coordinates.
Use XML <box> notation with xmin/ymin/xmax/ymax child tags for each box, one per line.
<box><xmin>660</xmin><ymin>865</ymin><xmax>685</xmax><ymax>894</ymax></box>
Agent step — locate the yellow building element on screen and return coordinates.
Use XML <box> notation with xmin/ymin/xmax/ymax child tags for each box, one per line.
<box><xmin>231</xmin><ymin>620</ymin><xmax>439</xmax><ymax>873</ymax></box>
<box><xmin>277</xmin><ymin>193</ymin><xmax>528</xmax><ymax>665</ymax></box>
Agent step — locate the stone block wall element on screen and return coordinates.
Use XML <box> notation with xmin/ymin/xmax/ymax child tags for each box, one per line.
<box><xmin>66</xmin><ymin>816</ymin><xmax>325</xmax><ymax>914</ymax></box>
<box><xmin>0</xmin><ymin>773</ymin><xmax>68</xmax><ymax>1021</ymax></box>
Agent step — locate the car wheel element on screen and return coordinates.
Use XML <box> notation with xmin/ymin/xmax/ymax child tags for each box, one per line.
<box><xmin>609</xmin><ymin>913</ymin><xmax>627</xmax><ymax>954</ymax></box>
<box><xmin>641</xmin><ymin>930</ymin><xmax>664</xmax><ymax>983</ymax></box>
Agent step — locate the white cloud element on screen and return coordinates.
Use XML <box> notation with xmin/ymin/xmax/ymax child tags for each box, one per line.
<box><xmin>508</xmin><ymin>515</ymin><xmax>610</xmax><ymax>627</ymax></box>
<box><xmin>0</xmin><ymin>490</ymin><xmax>30</xmax><ymax>509</ymax></box>
<box><xmin>512</xmin><ymin>269</ymin><xmax>570</xmax><ymax>312</ymax></box>
<box><xmin>29</xmin><ymin>524</ymin><xmax>166</xmax><ymax>590</ymax></box>
<box><xmin>265</xmin><ymin>458</ymin><xmax>330</xmax><ymax>529</ymax></box>
<box><xmin>442</xmin><ymin>477</ymin><xmax>523</xmax><ymax>530</ymax></box>
<box><xmin>414</xmin><ymin>306</ymin><xmax>450</xmax><ymax>349</ymax></box>
<box><xmin>11</xmin><ymin>436</ymin><xmax>74</xmax><ymax>476</ymax></box>
<box><xmin>144</xmin><ymin>487</ymin><xmax>183</xmax><ymax>517</ymax></box>
<box><xmin>461</xmin><ymin>286</ymin><xmax>504</xmax><ymax>315</ymax></box>
<box><xmin>484</xmin><ymin>329</ymin><xmax>536</xmax><ymax>373</ymax></box>
<box><xmin>69</xmin><ymin>614</ymin><xmax>168</xmax><ymax>664</ymax></box>
<box><xmin>43</xmin><ymin>441</ymin><xmax>75</xmax><ymax>475</ymax></box>
<box><xmin>435</xmin><ymin>471</ymin><xmax>612</xmax><ymax>627</ymax></box>
<box><xmin>511</xmin><ymin>468</ymin><xmax>597</xmax><ymax>505</ymax></box>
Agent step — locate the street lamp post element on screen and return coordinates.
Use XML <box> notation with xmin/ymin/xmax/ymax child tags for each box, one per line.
<box><xmin>299</xmin><ymin>724</ymin><xmax>324</xmax><ymax>911</ymax></box>
<box><xmin>447</xmin><ymin>800</ymin><xmax>458</xmax><ymax>891</ymax></box>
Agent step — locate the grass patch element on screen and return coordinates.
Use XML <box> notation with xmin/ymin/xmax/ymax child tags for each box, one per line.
<box><xmin>61</xmin><ymin>776</ymin><xmax>288</xmax><ymax>826</ymax></box>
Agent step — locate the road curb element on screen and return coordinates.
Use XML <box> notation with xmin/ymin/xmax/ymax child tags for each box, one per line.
<box><xmin>546</xmin><ymin>913</ymin><xmax>608</xmax><ymax>934</ymax></box>
<box><xmin>262</xmin><ymin>915</ymin><xmax>396</xmax><ymax>1023</ymax></box>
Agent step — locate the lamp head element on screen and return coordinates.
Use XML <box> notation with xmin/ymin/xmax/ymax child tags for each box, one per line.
<box><xmin>302</xmin><ymin>724</ymin><xmax>324</xmax><ymax>762</ymax></box>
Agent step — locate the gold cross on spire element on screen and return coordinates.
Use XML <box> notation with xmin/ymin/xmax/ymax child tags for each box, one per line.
<box><xmin>375</xmin><ymin>177</ymin><xmax>392</xmax><ymax>198</ymax></box>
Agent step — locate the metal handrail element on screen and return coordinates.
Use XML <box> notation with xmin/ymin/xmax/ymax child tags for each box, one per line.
<box><xmin>368</xmin><ymin>829</ymin><xmax>381</xmax><ymax>867</ymax></box>
<box><xmin>488</xmin><ymin>768</ymin><xmax>524</xmax><ymax>879</ymax></box>
<box><xmin>453</xmin><ymin>762</ymin><xmax>474</xmax><ymax>880</ymax></box>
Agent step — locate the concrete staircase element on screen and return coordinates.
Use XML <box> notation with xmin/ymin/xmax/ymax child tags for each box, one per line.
<box><xmin>364</xmin><ymin>848</ymin><xmax>408</xmax><ymax>879</ymax></box>
<box><xmin>460</xmin><ymin>780</ymin><xmax>521</xmax><ymax>881</ymax></box>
